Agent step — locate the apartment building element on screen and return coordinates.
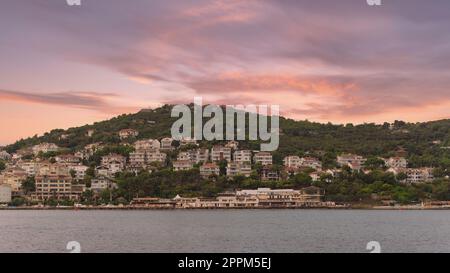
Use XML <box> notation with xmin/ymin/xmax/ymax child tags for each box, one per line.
<box><xmin>173</xmin><ymin>160</ymin><xmax>194</xmax><ymax>171</ymax></box>
<box><xmin>234</xmin><ymin>150</ymin><xmax>252</xmax><ymax>164</ymax></box>
<box><xmin>32</xmin><ymin>143</ymin><xmax>59</xmax><ymax>155</ymax></box>
<box><xmin>211</xmin><ymin>146</ymin><xmax>232</xmax><ymax>162</ymax></box>
<box><xmin>254</xmin><ymin>152</ymin><xmax>273</xmax><ymax>166</ymax></box>
<box><xmin>160</xmin><ymin>137</ymin><xmax>173</xmax><ymax>150</ymax></box>
<box><xmin>0</xmin><ymin>184</ymin><xmax>12</xmax><ymax>203</ymax></box>
<box><xmin>226</xmin><ymin>162</ymin><xmax>252</xmax><ymax>178</ymax></box>
<box><xmin>0</xmin><ymin>166</ymin><xmax>27</xmax><ymax>192</ymax></box>
<box><xmin>34</xmin><ymin>164</ymin><xmax>73</xmax><ymax>200</ymax></box>
<box><xmin>134</xmin><ymin>139</ymin><xmax>160</xmax><ymax>150</ymax></box>
<box><xmin>283</xmin><ymin>156</ymin><xmax>301</xmax><ymax>168</ymax></box>
<box><xmin>200</xmin><ymin>163</ymin><xmax>220</xmax><ymax>178</ymax></box>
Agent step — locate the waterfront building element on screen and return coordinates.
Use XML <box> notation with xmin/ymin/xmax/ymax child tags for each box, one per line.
<box><xmin>0</xmin><ymin>166</ymin><xmax>27</xmax><ymax>192</ymax></box>
<box><xmin>34</xmin><ymin>164</ymin><xmax>73</xmax><ymax>200</ymax></box>
<box><xmin>91</xmin><ymin>176</ymin><xmax>117</xmax><ymax>193</ymax></box>
<box><xmin>0</xmin><ymin>184</ymin><xmax>12</xmax><ymax>204</ymax></box>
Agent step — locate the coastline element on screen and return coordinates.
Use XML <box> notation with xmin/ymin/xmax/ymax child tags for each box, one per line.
<box><xmin>2</xmin><ymin>205</ymin><xmax>450</xmax><ymax>211</ymax></box>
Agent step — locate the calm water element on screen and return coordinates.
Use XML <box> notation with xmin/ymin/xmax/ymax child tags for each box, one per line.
<box><xmin>1</xmin><ymin>210</ymin><xmax>450</xmax><ymax>253</ymax></box>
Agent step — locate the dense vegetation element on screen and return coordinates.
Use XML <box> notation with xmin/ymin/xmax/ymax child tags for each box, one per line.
<box><xmin>5</xmin><ymin>105</ymin><xmax>450</xmax><ymax>205</ymax></box>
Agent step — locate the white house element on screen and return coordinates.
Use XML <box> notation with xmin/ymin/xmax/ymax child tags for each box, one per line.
<box><xmin>254</xmin><ymin>152</ymin><xmax>273</xmax><ymax>166</ymax></box>
<box><xmin>234</xmin><ymin>150</ymin><xmax>252</xmax><ymax>164</ymax></box>
<box><xmin>385</xmin><ymin>157</ymin><xmax>407</xmax><ymax>168</ymax></box>
<box><xmin>119</xmin><ymin>129</ymin><xmax>139</xmax><ymax>139</ymax></box>
<box><xmin>173</xmin><ymin>160</ymin><xmax>194</xmax><ymax>171</ymax></box>
<box><xmin>32</xmin><ymin>143</ymin><xmax>59</xmax><ymax>155</ymax></box>
<box><xmin>0</xmin><ymin>184</ymin><xmax>12</xmax><ymax>204</ymax></box>
<box><xmin>211</xmin><ymin>146</ymin><xmax>232</xmax><ymax>162</ymax></box>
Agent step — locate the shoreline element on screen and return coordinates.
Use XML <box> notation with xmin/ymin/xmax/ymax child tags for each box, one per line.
<box><xmin>2</xmin><ymin>205</ymin><xmax>450</xmax><ymax>211</ymax></box>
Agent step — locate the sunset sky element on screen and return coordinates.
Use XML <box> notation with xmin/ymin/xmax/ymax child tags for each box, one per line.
<box><xmin>1</xmin><ymin>0</ymin><xmax>450</xmax><ymax>145</ymax></box>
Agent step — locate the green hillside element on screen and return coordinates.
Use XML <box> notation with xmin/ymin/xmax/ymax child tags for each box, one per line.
<box><xmin>6</xmin><ymin>104</ymin><xmax>450</xmax><ymax>169</ymax></box>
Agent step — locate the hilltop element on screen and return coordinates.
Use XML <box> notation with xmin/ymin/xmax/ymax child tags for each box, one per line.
<box><xmin>5</xmin><ymin>104</ymin><xmax>450</xmax><ymax>169</ymax></box>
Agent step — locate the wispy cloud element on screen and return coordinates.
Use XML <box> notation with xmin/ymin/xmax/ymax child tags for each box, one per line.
<box><xmin>0</xmin><ymin>89</ymin><xmax>139</xmax><ymax>114</ymax></box>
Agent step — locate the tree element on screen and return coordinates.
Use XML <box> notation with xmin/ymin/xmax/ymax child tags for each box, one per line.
<box><xmin>21</xmin><ymin>176</ymin><xmax>36</xmax><ymax>195</ymax></box>
<box><xmin>0</xmin><ymin>160</ymin><xmax>5</xmax><ymax>171</ymax></box>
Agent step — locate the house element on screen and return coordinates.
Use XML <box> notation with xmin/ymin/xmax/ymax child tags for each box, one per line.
<box><xmin>67</xmin><ymin>165</ymin><xmax>88</xmax><ymax>181</ymax></box>
<box><xmin>384</xmin><ymin>157</ymin><xmax>407</xmax><ymax>168</ymax></box>
<box><xmin>405</xmin><ymin>168</ymin><xmax>434</xmax><ymax>184</ymax></box>
<box><xmin>119</xmin><ymin>129</ymin><xmax>139</xmax><ymax>139</ymax></box>
<box><xmin>17</xmin><ymin>161</ymin><xmax>39</xmax><ymax>177</ymax></box>
<box><xmin>180</xmin><ymin>137</ymin><xmax>198</xmax><ymax>147</ymax></box>
<box><xmin>134</xmin><ymin>139</ymin><xmax>160</xmax><ymax>150</ymax></box>
<box><xmin>160</xmin><ymin>137</ymin><xmax>173</xmax><ymax>150</ymax></box>
<box><xmin>254</xmin><ymin>152</ymin><xmax>273</xmax><ymax>166</ymax></box>
<box><xmin>32</xmin><ymin>143</ymin><xmax>59</xmax><ymax>155</ymax></box>
<box><xmin>337</xmin><ymin>154</ymin><xmax>366</xmax><ymax>168</ymax></box>
<box><xmin>211</xmin><ymin>146</ymin><xmax>232</xmax><ymax>162</ymax></box>
<box><xmin>178</xmin><ymin>149</ymin><xmax>210</xmax><ymax>163</ymax></box>
<box><xmin>0</xmin><ymin>184</ymin><xmax>12</xmax><ymax>204</ymax></box>
<box><xmin>195</xmin><ymin>148</ymin><xmax>210</xmax><ymax>163</ymax></box>
<box><xmin>91</xmin><ymin>176</ymin><xmax>117</xmax><ymax>193</ymax></box>
<box><xmin>173</xmin><ymin>160</ymin><xmax>194</xmax><ymax>171</ymax></box>
<box><xmin>226</xmin><ymin>162</ymin><xmax>252</xmax><ymax>178</ymax></box>
<box><xmin>0</xmin><ymin>151</ymin><xmax>11</xmax><ymax>161</ymax></box>
<box><xmin>101</xmin><ymin>154</ymin><xmax>126</xmax><ymax>168</ymax></box>
<box><xmin>260</xmin><ymin>165</ymin><xmax>280</xmax><ymax>181</ymax></box>
<box><xmin>200</xmin><ymin>163</ymin><xmax>220</xmax><ymax>178</ymax></box>
<box><xmin>83</xmin><ymin>142</ymin><xmax>103</xmax><ymax>157</ymax></box>
<box><xmin>34</xmin><ymin>164</ymin><xmax>73</xmax><ymax>200</ymax></box>
<box><xmin>283</xmin><ymin>156</ymin><xmax>301</xmax><ymax>168</ymax></box>
<box><xmin>95</xmin><ymin>166</ymin><xmax>110</xmax><ymax>177</ymax></box>
<box><xmin>55</xmin><ymin>154</ymin><xmax>80</xmax><ymax>164</ymax></box>
<box><xmin>0</xmin><ymin>166</ymin><xmax>27</xmax><ymax>192</ymax></box>
<box><xmin>300</xmin><ymin>157</ymin><xmax>322</xmax><ymax>170</ymax></box>
<box><xmin>233</xmin><ymin>150</ymin><xmax>252</xmax><ymax>164</ymax></box>
<box><xmin>129</xmin><ymin>150</ymin><xmax>166</xmax><ymax>167</ymax></box>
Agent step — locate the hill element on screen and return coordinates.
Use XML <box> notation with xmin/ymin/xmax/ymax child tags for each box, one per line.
<box><xmin>5</xmin><ymin>104</ymin><xmax>450</xmax><ymax>169</ymax></box>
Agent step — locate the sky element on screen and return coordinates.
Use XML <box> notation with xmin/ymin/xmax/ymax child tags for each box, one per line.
<box><xmin>1</xmin><ymin>0</ymin><xmax>450</xmax><ymax>145</ymax></box>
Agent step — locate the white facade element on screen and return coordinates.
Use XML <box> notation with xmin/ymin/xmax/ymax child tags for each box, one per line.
<box><xmin>385</xmin><ymin>157</ymin><xmax>407</xmax><ymax>168</ymax></box>
<box><xmin>32</xmin><ymin>143</ymin><xmax>59</xmax><ymax>155</ymax></box>
<box><xmin>227</xmin><ymin>162</ymin><xmax>252</xmax><ymax>177</ymax></box>
<box><xmin>254</xmin><ymin>152</ymin><xmax>273</xmax><ymax>166</ymax></box>
<box><xmin>173</xmin><ymin>160</ymin><xmax>194</xmax><ymax>171</ymax></box>
<box><xmin>234</xmin><ymin>150</ymin><xmax>252</xmax><ymax>164</ymax></box>
<box><xmin>211</xmin><ymin>146</ymin><xmax>232</xmax><ymax>162</ymax></box>
<box><xmin>0</xmin><ymin>184</ymin><xmax>12</xmax><ymax>203</ymax></box>
<box><xmin>134</xmin><ymin>139</ymin><xmax>160</xmax><ymax>150</ymax></box>
<box><xmin>283</xmin><ymin>156</ymin><xmax>301</xmax><ymax>168</ymax></box>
